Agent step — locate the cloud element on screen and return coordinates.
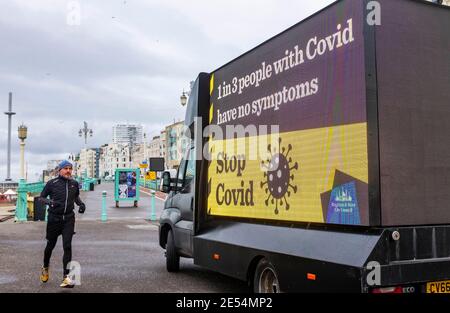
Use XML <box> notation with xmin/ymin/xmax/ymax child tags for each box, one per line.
<box><xmin>0</xmin><ymin>0</ymin><xmax>334</xmax><ymax>181</ymax></box>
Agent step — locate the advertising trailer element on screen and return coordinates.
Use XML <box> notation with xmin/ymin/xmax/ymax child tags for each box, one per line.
<box><xmin>159</xmin><ymin>0</ymin><xmax>450</xmax><ymax>292</ymax></box>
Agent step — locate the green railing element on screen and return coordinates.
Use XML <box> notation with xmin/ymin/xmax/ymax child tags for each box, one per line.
<box><xmin>15</xmin><ymin>179</ymin><xmax>45</xmax><ymax>222</ymax></box>
<box><xmin>74</xmin><ymin>176</ymin><xmax>100</xmax><ymax>191</ymax></box>
<box><xmin>139</xmin><ymin>179</ymin><xmax>160</xmax><ymax>191</ymax></box>
<box><xmin>83</xmin><ymin>178</ymin><xmax>99</xmax><ymax>191</ymax></box>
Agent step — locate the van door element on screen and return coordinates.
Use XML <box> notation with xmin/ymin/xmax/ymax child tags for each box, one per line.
<box><xmin>171</xmin><ymin>146</ymin><xmax>195</xmax><ymax>256</ymax></box>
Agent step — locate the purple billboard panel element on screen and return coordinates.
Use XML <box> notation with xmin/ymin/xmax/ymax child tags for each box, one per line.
<box><xmin>211</xmin><ymin>0</ymin><xmax>366</xmax><ymax>135</ymax></box>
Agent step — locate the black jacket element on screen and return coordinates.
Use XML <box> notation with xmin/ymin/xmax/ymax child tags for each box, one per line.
<box><xmin>39</xmin><ymin>176</ymin><xmax>84</xmax><ymax>218</ymax></box>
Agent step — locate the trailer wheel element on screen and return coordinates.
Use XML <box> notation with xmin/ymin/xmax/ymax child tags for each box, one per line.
<box><xmin>253</xmin><ymin>258</ymin><xmax>281</xmax><ymax>293</ymax></box>
<box><xmin>166</xmin><ymin>229</ymin><xmax>180</xmax><ymax>272</ymax></box>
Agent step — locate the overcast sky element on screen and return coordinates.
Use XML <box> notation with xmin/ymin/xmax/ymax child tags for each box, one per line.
<box><xmin>0</xmin><ymin>0</ymin><xmax>334</xmax><ymax>181</ymax></box>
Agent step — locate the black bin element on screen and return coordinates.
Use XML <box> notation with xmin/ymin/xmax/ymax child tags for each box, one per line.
<box><xmin>98</xmin><ymin>179</ymin><xmax>101</xmax><ymax>185</ymax></box>
<box><xmin>89</xmin><ymin>182</ymin><xmax>95</xmax><ymax>191</ymax></box>
<box><xmin>33</xmin><ymin>197</ymin><xmax>46</xmax><ymax>221</ymax></box>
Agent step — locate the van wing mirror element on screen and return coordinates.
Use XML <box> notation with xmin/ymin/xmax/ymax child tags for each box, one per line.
<box><xmin>161</xmin><ymin>171</ymin><xmax>171</xmax><ymax>193</ymax></box>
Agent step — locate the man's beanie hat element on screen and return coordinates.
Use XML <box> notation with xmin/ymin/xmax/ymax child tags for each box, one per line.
<box><xmin>58</xmin><ymin>160</ymin><xmax>73</xmax><ymax>170</ymax></box>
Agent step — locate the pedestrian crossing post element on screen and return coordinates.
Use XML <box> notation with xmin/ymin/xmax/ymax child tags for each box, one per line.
<box><xmin>151</xmin><ymin>190</ymin><xmax>156</xmax><ymax>221</ymax></box>
<box><xmin>101</xmin><ymin>191</ymin><xmax>107</xmax><ymax>222</ymax></box>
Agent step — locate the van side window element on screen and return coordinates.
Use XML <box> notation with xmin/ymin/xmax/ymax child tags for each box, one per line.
<box><xmin>184</xmin><ymin>148</ymin><xmax>195</xmax><ymax>189</ymax></box>
<box><xmin>177</xmin><ymin>158</ymin><xmax>186</xmax><ymax>189</ymax></box>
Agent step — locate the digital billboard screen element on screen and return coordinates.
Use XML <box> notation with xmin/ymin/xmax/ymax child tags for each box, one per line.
<box><xmin>207</xmin><ymin>0</ymin><xmax>369</xmax><ymax>226</ymax></box>
<box><xmin>149</xmin><ymin>157</ymin><xmax>165</xmax><ymax>172</ymax></box>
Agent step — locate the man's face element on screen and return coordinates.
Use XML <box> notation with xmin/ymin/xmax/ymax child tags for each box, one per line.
<box><xmin>59</xmin><ymin>166</ymin><xmax>73</xmax><ymax>179</ymax></box>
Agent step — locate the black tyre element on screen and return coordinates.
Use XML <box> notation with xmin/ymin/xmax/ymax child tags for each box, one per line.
<box><xmin>253</xmin><ymin>258</ymin><xmax>281</xmax><ymax>293</ymax></box>
<box><xmin>166</xmin><ymin>229</ymin><xmax>180</xmax><ymax>272</ymax></box>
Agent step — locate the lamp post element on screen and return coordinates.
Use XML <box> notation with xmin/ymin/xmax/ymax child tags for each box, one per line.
<box><xmin>15</xmin><ymin>123</ymin><xmax>28</xmax><ymax>222</ymax></box>
<box><xmin>180</xmin><ymin>81</ymin><xmax>194</xmax><ymax>106</ymax></box>
<box><xmin>4</xmin><ymin>92</ymin><xmax>16</xmax><ymax>181</ymax></box>
<box><xmin>18</xmin><ymin>124</ymin><xmax>28</xmax><ymax>180</ymax></box>
<box><xmin>79</xmin><ymin>121</ymin><xmax>93</xmax><ymax>179</ymax></box>
<box><xmin>143</xmin><ymin>132</ymin><xmax>147</xmax><ymax>163</ymax></box>
<box><xmin>143</xmin><ymin>133</ymin><xmax>147</xmax><ymax>188</ymax></box>
<box><xmin>180</xmin><ymin>90</ymin><xmax>189</xmax><ymax>106</ymax></box>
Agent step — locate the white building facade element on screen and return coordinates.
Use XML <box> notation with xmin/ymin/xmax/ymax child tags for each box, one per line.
<box><xmin>131</xmin><ymin>143</ymin><xmax>152</xmax><ymax>169</ymax></box>
<box><xmin>165</xmin><ymin>121</ymin><xmax>187</xmax><ymax>169</ymax></box>
<box><xmin>112</xmin><ymin>124</ymin><xmax>143</xmax><ymax>145</ymax></box>
<box><xmin>99</xmin><ymin>143</ymin><xmax>132</xmax><ymax>178</ymax></box>
<box><xmin>46</xmin><ymin>160</ymin><xmax>63</xmax><ymax>171</ymax></box>
<box><xmin>78</xmin><ymin>149</ymin><xmax>98</xmax><ymax>178</ymax></box>
<box><xmin>149</xmin><ymin>135</ymin><xmax>164</xmax><ymax>158</ymax></box>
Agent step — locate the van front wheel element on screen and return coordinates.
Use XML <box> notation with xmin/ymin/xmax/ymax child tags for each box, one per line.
<box><xmin>166</xmin><ymin>229</ymin><xmax>180</xmax><ymax>272</ymax></box>
<box><xmin>253</xmin><ymin>258</ymin><xmax>281</xmax><ymax>293</ymax></box>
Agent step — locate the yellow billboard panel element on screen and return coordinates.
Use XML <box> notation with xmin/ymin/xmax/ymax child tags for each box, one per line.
<box><xmin>207</xmin><ymin>122</ymin><xmax>368</xmax><ymax>225</ymax></box>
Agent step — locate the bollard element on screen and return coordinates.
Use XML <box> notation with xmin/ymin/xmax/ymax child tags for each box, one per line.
<box><xmin>150</xmin><ymin>190</ymin><xmax>156</xmax><ymax>221</ymax></box>
<box><xmin>101</xmin><ymin>191</ymin><xmax>107</xmax><ymax>222</ymax></box>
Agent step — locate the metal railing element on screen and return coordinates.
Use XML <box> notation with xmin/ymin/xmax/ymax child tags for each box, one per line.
<box><xmin>15</xmin><ymin>179</ymin><xmax>45</xmax><ymax>222</ymax></box>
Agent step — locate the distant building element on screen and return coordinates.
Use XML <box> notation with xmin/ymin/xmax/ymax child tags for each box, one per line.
<box><xmin>160</xmin><ymin>130</ymin><xmax>166</xmax><ymax>163</ymax></box>
<box><xmin>113</xmin><ymin>124</ymin><xmax>143</xmax><ymax>146</ymax></box>
<box><xmin>131</xmin><ymin>143</ymin><xmax>150</xmax><ymax>169</ymax></box>
<box><xmin>165</xmin><ymin>121</ymin><xmax>187</xmax><ymax>169</ymax></box>
<box><xmin>78</xmin><ymin>148</ymin><xmax>98</xmax><ymax>178</ymax></box>
<box><xmin>149</xmin><ymin>135</ymin><xmax>164</xmax><ymax>158</ymax></box>
<box><xmin>47</xmin><ymin>160</ymin><xmax>63</xmax><ymax>172</ymax></box>
<box><xmin>43</xmin><ymin>159</ymin><xmax>63</xmax><ymax>182</ymax></box>
<box><xmin>0</xmin><ymin>181</ymin><xmax>19</xmax><ymax>193</ymax></box>
<box><xmin>99</xmin><ymin>143</ymin><xmax>132</xmax><ymax>178</ymax></box>
<box><xmin>68</xmin><ymin>153</ymin><xmax>79</xmax><ymax>178</ymax></box>
<box><xmin>42</xmin><ymin>169</ymin><xmax>58</xmax><ymax>183</ymax></box>
<box><xmin>94</xmin><ymin>148</ymin><xmax>101</xmax><ymax>178</ymax></box>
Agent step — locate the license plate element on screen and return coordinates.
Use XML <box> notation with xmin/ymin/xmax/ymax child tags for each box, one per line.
<box><xmin>426</xmin><ymin>281</ymin><xmax>450</xmax><ymax>293</ymax></box>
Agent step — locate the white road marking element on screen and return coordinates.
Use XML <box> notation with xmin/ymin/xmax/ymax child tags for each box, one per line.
<box><xmin>140</xmin><ymin>189</ymin><xmax>166</xmax><ymax>201</ymax></box>
<box><xmin>127</xmin><ymin>224</ymin><xmax>158</xmax><ymax>230</ymax></box>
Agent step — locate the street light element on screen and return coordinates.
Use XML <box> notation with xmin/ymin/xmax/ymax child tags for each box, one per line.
<box><xmin>79</xmin><ymin>121</ymin><xmax>93</xmax><ymax>179</ymax></box>
<box><xmin>180</xmin><ymin>90</ymin><xmax>189</xmax><ymax>106</ymax></box>
<box><xmin>79</xmin><ymin>121</ymin><xmax>93</xmax><ymax>144</ymax></box>
<box><xmin>18</xmin><ymin>124</ymin><xmax>27</xmax><ymax>140</ymax></box>
<box><xmin>180</xmin><ymin>81</ymin><xmax>194</xmax><ymax>106</ymax></box>
<box><xmin>18</xmin><ymin>124</ymin><xmax>28</xmax><ymax>180</ymax></box>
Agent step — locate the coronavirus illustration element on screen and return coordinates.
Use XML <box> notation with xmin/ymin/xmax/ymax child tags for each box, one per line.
<box><xmin>261</xmin><ymin>138</ymin><xmax>298</xmax><ymax>214</ymax></box>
